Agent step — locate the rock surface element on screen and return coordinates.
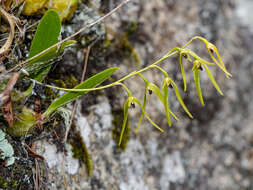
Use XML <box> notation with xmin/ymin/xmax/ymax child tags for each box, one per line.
<box><xmin>1</xmin><ymin>0</ymin><xmax>253</xmax><ymax>189</ymax></box>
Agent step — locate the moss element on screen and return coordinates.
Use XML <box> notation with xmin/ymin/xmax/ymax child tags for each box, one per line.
<box><xmin>103</xmin><ymin>27</ymin><xmax>112</xmax><ymax>49</ymax></box>
<box><xmin>0</xmin><ymin>174</ymin><xmax>24</xmax><ymax>189</ymax></box>
<box><xmin>125</xmin><ymin>20</ymin><xmax>138</xmax><ymax>36</ymax></box>
<box><xmin>54</xmin><ymin>74</ymin><xmax>78</xmax><ymax>89</ymax></box>
<box><xmin>0</xmin><ymin>160</ymin><xmax>34</xmax><ymax>189</ymax></box>
<box><xmin>105</xmin><ymin>25</ymin><xmax>141</xmax><ymax>66</ymax></box>
<box><xmin>55</xmin><ymin>79</ymin><xmax>66</xmax><ymax>88</ymax></box>
<box><xmin>0</xmin><ymin>177</ymin><xmax>7</xmax><ymax>189</ymax></box>
<box><xmin>119</xmin><ymin>35</ymin><xmax>141</xmax><ymax>66</ymax></box>
<box><xmin>11</xmin><ymin>90</ymin><xmax>25</xmax><ymax>114</ymax></box>
<box><xmin>44</xmin><ymin>87</ymin><xmax>58</xmax><ymax>100</ymax></box>
<box><xmin>69</xmin><ymin>123</ymin><xmax>93</xmax><ymax>178</ymax></box>
<box><xmin>9</xmin><ymin>180</ymin><xmax>18</xmax><ymax>188</ymax></box>
<box><xmin>64</xmin><ymin>74</ymin><xmax>79</xmax><ymax>88</ymax></box>
<box><xmin>0</xmin><ymin>78</ymin><xmax>9</xmax><ymax>91</ymax></box>
<box><xmin>112</xmin><ymin>109</ymin><xmax>131</xmax><ymax>152</ymax></box>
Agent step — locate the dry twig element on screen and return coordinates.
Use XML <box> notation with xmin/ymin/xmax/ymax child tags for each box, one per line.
<box><xmin>0</xmin><ymin>7</ymin><xmax>15</xmax><ymax>61</ymax></box>
<box><xmin>24</xmin><ymin>142</ymin><xmax>45</xmax><ymax>160</ymax></box>
<box><xmin>1</xmin><ymin>72</ymin><xmax>19</xmax><ymax>126</ymax></box>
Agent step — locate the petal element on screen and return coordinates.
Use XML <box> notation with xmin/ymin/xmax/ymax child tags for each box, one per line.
<box><xmin>203</xmin><ymin>64</ymin><xmax>223</xmax><ymax>95</ymax></box>
<box><xmin>193</xmin><ymin>68</ymin><xmax>205</xmax><ymax>106</ymax></box>
<box><xmin>179</xmin><ymin>53</ymin><xmax>187</xmax><ymax>91</ymax></box>
<box><xmin>119</xmin><ymin>99</ymin><xmax>130</xmax><ymax>146</ymax></box>
<box><xmin>171</xmin><ymin>81</ymin><xmax>193</xmax><ymax>118</ymax></box>
<box><xmin>133</xmin><ymin>97</ymin><xmax>164</xmax><ymax>132</ymax></box>
<box><xmin>136</xmin><ymin>87</ymin><xmax>147</xmax><ymax>132</ymax></box>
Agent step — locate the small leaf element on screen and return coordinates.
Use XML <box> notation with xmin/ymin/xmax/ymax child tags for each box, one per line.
<box><xmin>193</xmin><ymin>68</ymin><xmax>205</xmax><ymax>106</ymax></box>
<box><xmin>118</xmin><ymin>99</ymin><xmax>130</xmax><ymax>146</ymax></box>
<box><xmin>203</xmin><ymin>64</ymin><xmax>223</xmax><ymax>95</ymax></box>
<box><xmin>43</xmin><ymin>68</ymin><xmax>119</xmax><ymax>117</ymax></box>
<box><xmin>171</xmin><ymin>81</ymin><xmax>193</xmax><ymax>118</ymax></box>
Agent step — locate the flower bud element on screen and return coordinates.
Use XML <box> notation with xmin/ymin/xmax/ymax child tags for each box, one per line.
<box><xmin>182</xmin><ymin>52</ymin><xmax>188</xmax><ymax>59</ymax></box>
<box><xmin>209</xmin><ymin>48</ymin><xmax>214</xmax><ymax>54</ymax></box>
<box><xmin>199</xmin><ymin>65</ymin><xmax>203</xmax><ymax>71</ymax></box>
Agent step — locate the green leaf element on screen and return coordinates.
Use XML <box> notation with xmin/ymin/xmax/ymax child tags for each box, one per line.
<box><xmin>193</xmin><ymin>68</ymin><xmax>205</xmax><ymax>106</ymax></box>
<box><xmin>119</xmin><ymin>99</ymin><xmax>130</xmax><ymax>146</ymax></box>
<box><xmin>171</xmin><ymin>81</ymin><xmax>193</xmax><ymax>118</ymax></box>
<box><xmin>26</xmin><ymin>10</ymin><xmax>61</xmax><ymax>71</ymax></box>
<box><xmin>25</xmin><ymin>10</ymin><xmax>76</xmax><ymax>81</ymax></box>
<box><xmin>203</xmin><ymin>64</ymin><xmax>223</xmax><ymax>95</ymax></box>
<box><xmin>28</xmin><ymin>10</ymin><xmax>61</xmax><ymax>58</ymax></box>
<box><xmin>43</xmin><ymin>68</ymin><xmax>119</xmax><ymax>117</ymax></box>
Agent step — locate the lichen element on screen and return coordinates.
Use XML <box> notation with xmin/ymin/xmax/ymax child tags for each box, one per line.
<box><xmin>22</xmin><ymin>0</ymin><xmax>48</xmax><ymax>16</ymax></box>
<box><xmin>112</xmin><ymin>110</ymin><xmax>131</xmax><ymax>151</ymax></box>
<box><xmin>22</xmin><ymin>0</ymin><xmax>78</xmax><ymax>21</ymax></box>
<box><xmin>0</xmin><ymin>129</ymin><xmax>15</xmax><ymax>166</ymax></box>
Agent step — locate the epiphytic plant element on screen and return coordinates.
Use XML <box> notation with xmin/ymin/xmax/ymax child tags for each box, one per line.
<box><xmin>0</xmin><ymin>0</ymin><xmax>231</xmax><ymax>166</ymax></box>
<box><xmin>36</xmin><ymin>35</ymin><xmax>231</xmax><ymax>146</ymax></box>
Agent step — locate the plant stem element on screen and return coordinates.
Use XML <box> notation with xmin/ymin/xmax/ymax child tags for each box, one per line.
<box><xmin>33</xmin><ymin>51</ymin><xmax>178</xmax><ymax>93</ymax></box>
